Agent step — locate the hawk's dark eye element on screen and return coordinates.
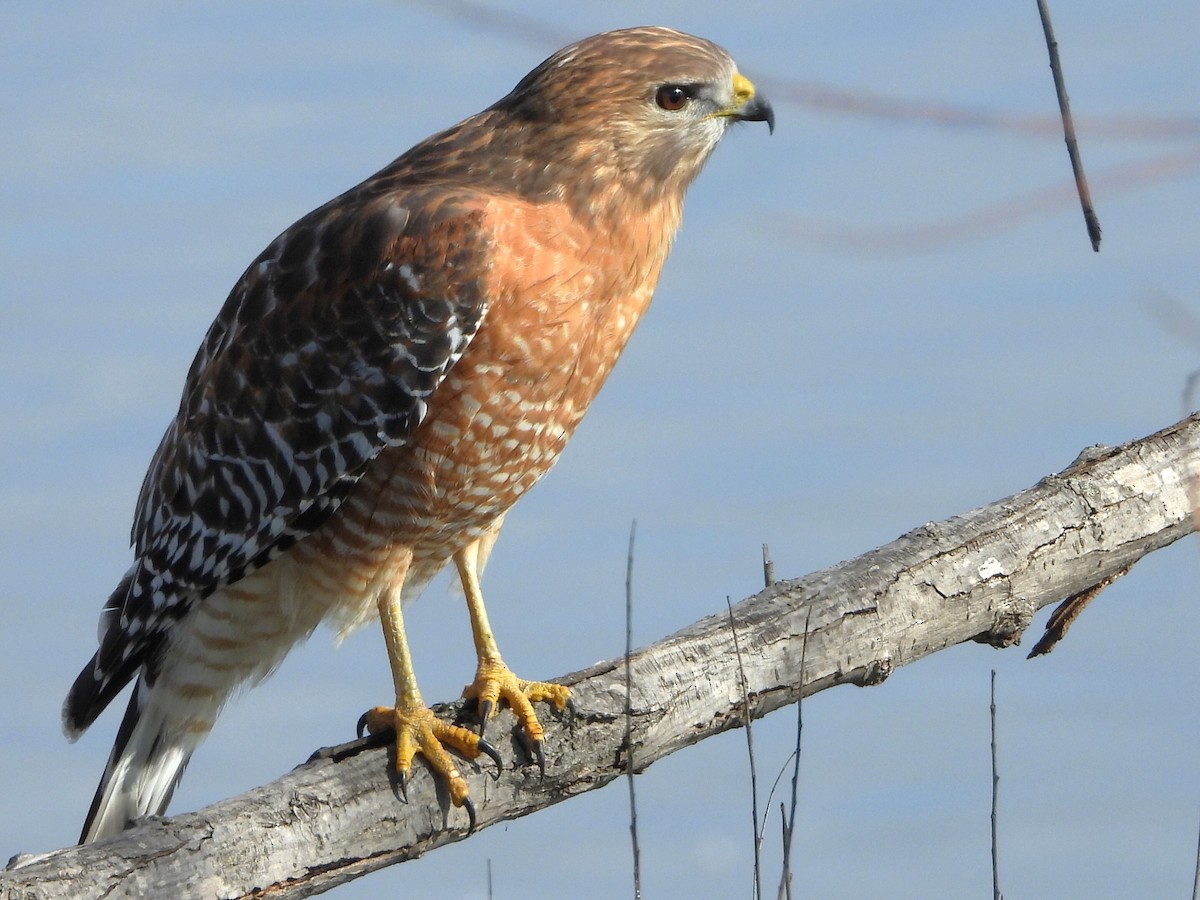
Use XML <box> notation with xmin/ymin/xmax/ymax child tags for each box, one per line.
<box><xmin>655</xmin><ymin>84</ymin><xmax>692</xmax><ymax>111</ymax></box>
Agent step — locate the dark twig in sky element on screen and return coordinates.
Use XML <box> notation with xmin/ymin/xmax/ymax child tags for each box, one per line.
<box><xmin>1036</xmin><ymin>0</ymin><xmax>1101</xmax><ymax>250</ymax></box>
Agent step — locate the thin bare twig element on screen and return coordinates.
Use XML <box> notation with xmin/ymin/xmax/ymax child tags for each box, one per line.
<box><xmin>624</xmin><ymin>520</ymin><xmax>641</xmax><ymax>900</ymax></box>
<box><xmin>991</xmin><ymin>670</ymin><xmax>1003</xmax><ymax>900</ymax></box>
<box><xmin>778</xmin><ymin>804</ymin><xmax>788</xmax><ymax>899</ymax></box>
<box><xmin>778</xmin><ymin>611</ymin><xmax>810</xmax><ymax>900</ymax></box>
<box><xmin>1036</xmin><ymin>0</ymin><xmax>1101</xmax><ymax>250</ymax></box>
<box><xmin>1191</xmin><ymin>806</ymin><xmax>1199</xmax><ymax>900</ymax></box>
<box><xmin>728</xmin><ymin>597</ymin><xmax>763</xmax><ymax>900</ymax></box>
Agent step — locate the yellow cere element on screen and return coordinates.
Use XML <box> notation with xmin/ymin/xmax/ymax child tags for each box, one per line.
<box><xmin>732</xmin><ymin>72</ymin><xmax>756</xmax><ymax>105</ymax></box>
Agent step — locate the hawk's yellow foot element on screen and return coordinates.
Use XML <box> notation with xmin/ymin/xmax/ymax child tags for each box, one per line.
<box><xmin>357</xmin><ymin>702</ymin><xmax>502</xmax><ymax>831</ymax></box>
<box><xmin>463</xmin><ymin>658</ymin><xmax>572</xmax><ymax>773</ymax></box>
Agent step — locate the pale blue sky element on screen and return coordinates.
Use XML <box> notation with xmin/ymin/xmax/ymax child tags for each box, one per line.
<box><xmin>2</xmin><ymin>2</ymin><xmax>1199</xmax><ymax>897</ymax></box>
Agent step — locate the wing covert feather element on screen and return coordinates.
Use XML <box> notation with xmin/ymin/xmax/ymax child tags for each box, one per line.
<box><xmin>104</xmin><ymin>191</ymin><xmax>491</xmax><ymax>674</ymax></box>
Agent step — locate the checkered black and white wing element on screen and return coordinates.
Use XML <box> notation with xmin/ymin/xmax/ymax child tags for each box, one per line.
<box><xmin>64</xmin><ymin>190</ymin><xmax>491</xmax><ymax>734</ymax></box>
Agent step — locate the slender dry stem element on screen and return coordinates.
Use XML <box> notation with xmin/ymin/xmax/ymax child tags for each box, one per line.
<box><xmin>1036</xmin><ymin>0</ymin><xmax>1101</xmax><ymax>250</ymax></box>
<box><xmin>778</xmin><ymin>804</ymin><xmax>788</xmax><ymax>900</ymax></box>
<box><xmin>991</xmin><ymin>670</ymin><xmax>1002</xmax><ymax>900</ymax></box>
<box><xmin>624</xmin><ymin>521</ymin><xmax>641</xmax><ymax>900</ymax></box>
<box><xmin>728</xmin><ymin>596</ymin><xmax>763</xmax><ymax>900</ymax></box>
<box><xmin>777</xmin><ymin>611</ymin><xmax>810</xmax><ymax>900</ymax></box>
<box><xmin>1191</xmin><ymin>808</ymin><xmax>1199</xmax><ymax>900</ymax></box>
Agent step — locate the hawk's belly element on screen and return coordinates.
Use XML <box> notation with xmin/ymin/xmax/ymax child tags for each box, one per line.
<box><xmin>285</xmin><ymin>279</ymin><xmax>652</xmax><ymax>633</ymax></box>
<box><xmin>153</xmin><ymin>217</ymin><xmax>666</xmax><ymax>718</ymax></box>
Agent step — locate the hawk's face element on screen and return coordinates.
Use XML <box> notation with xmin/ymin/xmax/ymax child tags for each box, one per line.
<box><xmin>496</xmin><ymin>26</ymin><xmax>774</xmax><ymax>193</ymax></box>
<box><xmin>638</xmin><ymin>69</ymin><xmax>774</xmax><ymax>181</ymax></box>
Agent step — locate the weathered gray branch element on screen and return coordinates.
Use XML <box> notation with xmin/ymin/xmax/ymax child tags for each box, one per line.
<box><xmin>6</xmin><ymin>414</ymin><xmax>1199</xmax><ymax>899</ymax></box>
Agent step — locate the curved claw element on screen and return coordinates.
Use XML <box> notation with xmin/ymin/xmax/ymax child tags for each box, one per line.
<box><xmin>462</xmin><ymin>794</ymin><xmax>477</xmax><ymax>834</ymax></box>
<box><xmin>532</xmin><ymin>740</ymin><xmax>546</xmax><ymax>778</ymax></box>
<box><xmin>395</xmin><ymin>768</ymin><xmax>408</xmax><ymax>802</ymax></box>
<box><xmin>356</xmin><ymin>711</ymin><xmax>370</xmax><ymax>739</ymax></box>
<box><xmin>477</xmin><ymin>698</ymin><xmax>494</xmax><ymax>737</ymax></box>
<box><xmin>477</xmin><ymin>736</ymin><xmax>503</xmax><ymax>773</ymax></box>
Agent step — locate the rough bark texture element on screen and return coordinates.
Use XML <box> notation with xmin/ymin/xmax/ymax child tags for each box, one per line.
<box><xmin>5</xmin><ymin>414</ymin><xmax>1198</xmax><ymax>899</ymax></box>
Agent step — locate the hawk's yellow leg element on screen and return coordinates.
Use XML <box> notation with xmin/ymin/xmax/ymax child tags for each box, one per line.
<box><xmin>359</xmin><ymin>558</ymin><xmax>500</xmax><ymax>829</ymax></box>
<box><xmin>454</xmin><ymin>538</ymin><xmax>571</xmax><ymax>770</ymax></box>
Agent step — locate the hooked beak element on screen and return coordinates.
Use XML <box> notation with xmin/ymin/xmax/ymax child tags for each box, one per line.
<box><xmin>728</xmin><ymin>72</ymin><xmax>775</xmax><ymax>134</ymax></box>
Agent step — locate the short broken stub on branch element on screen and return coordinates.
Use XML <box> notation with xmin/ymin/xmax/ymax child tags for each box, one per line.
<box><xmin>4</xmin><ymin>414</ymin><xmax>1198</xmax><ymax>899</ymax></box>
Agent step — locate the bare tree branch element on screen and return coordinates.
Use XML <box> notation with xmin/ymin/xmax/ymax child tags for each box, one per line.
<box><xmin>5</xmin><ymin>414</ymin><xmax>1198</xmax><ymax>899</ymax></box>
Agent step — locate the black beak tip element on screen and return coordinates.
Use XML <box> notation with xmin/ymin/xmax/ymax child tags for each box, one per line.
<box><xmin>739</xmin><ymin>95</ymin><xmax>775</xmax><ymax>134</ymax></box>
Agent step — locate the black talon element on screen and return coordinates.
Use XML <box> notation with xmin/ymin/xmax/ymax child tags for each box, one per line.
<box><xmin>356</xmin><ymin>711</ymin><xmax>371</xmax><ymax>739</ymax></box>
<box><xmin>395</xmin><ymin>768</ymin><xmax>408</xmax><ymax>802</ymax></box>
<box><xmin>463</xmin><ymin>795</ymin><xmax>477</xmax><ymax>834</ymax></box>
<box><xmin>477</xmin><ymin>736</ymin><xmax>503</xmax><ymax>773</ymax></box>
<box><xmin>477</xmin><ymin>698</ymin><xmax>494</xmax><ymax>736</ymax></box>
<box><xmin>532</xmin><ymin>740</ymin><xmax>546</xmax><ymax>778</ymax></box>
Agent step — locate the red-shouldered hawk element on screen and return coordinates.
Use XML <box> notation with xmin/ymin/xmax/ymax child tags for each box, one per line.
<box><xmin>64</xmin><ymin>26</ymin><xmax>773</xmax><ymax>842</ymax></box>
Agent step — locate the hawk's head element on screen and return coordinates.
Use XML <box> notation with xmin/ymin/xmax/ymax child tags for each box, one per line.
<box><xmin>394</xmin><ymin>27</ymin><xmax>772</xmax><ymax>223</ymax></box>
<box><xmin>495</xmin><ymin>26</ymin><xmax>774</xmax><ymax>194</ymax></box>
